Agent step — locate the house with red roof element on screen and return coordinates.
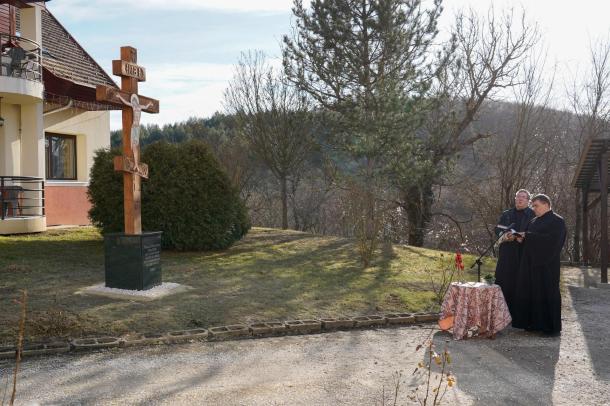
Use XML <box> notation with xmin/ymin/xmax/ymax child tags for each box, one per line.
<box><xmin>0</xmin><ymin>1</ymin><xmax>118</xmax><ymax>234</ymax></box>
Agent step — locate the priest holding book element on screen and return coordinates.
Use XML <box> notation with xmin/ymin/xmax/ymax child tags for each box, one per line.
<box><xmin>494</xmin><ymin>189</ymin><xmax>535</xmax><ymax>315</ymax></box>
<box><xmin>511</xmin><ymin>194</ymin><xmax>567</xmax><ymax>336</ymax></box>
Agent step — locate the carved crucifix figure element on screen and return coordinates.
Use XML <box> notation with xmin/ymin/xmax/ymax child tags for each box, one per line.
<box><xmin>114</xmin><ymin>93</ymin><xmax>154</xmax><ymax>167</ymax></box>
<box><xmin>96</xmin><ymin>46</ymin><xmax>159</xmax><ymax>235</ymax></box>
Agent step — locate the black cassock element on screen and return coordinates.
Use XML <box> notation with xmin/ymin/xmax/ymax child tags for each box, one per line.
<box><xmin>494</xmin><ymin>207</ymin><xmax>535</xmax><ymax>315</ymax></box>
<box><xmin>512</xmin><ymin>210</ymin><xmax>566</xmax><ymax>334</ymax></box>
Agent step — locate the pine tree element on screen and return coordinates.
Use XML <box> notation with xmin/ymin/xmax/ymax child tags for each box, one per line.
<box><xmin>283</xmin><ymin>0</ymin><xmax>452</xmax><ymax>249</ymax></box>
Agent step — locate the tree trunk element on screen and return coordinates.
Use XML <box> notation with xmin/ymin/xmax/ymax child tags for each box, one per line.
<box><xmin>280</xmin><ymin>175</ymin><xmax>288</xmax><ymax>229</ymax></box>
<box><xmin>290</xmin><ymin>178</ymin><xmax>302</xmax><ymax>231</ymax></box>
<box><xmin>404</xmin><ymin>183</ymin><xmax>434</xmax><ymax>247</ymax></box>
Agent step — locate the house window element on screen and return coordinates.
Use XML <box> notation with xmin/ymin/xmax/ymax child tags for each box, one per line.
<box><xmin>45</xmin><ymin>133</ymin><xmax>76</xmax><ymax>180</ymax></box>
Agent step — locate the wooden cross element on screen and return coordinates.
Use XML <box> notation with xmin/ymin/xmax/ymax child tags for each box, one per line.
<box><xmin>96</xmin><ymin>46</ymin><xmax>160</xmax><ymax>235</ymax></box>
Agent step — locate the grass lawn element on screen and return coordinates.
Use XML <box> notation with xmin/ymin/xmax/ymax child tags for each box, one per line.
<box><xmin>0</xmin><ymin>227</ymin><xmax>494</xmax><ymax>343</ymax></box>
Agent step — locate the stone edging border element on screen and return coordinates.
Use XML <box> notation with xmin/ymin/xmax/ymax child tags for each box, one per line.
<box><xmin>0</xmin><ymin>312</ymin><xmax>440</xmax><ymax>360</ymax></box>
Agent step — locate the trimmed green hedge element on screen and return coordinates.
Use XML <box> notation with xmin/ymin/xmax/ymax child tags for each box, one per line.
<box><xmin>88</xmin><ymin>140</ymin><xmax>250</xmax><ymax>250</ymax></box>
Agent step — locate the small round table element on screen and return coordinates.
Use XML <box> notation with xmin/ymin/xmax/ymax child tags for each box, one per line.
<box><xmin>439</xmin><ymin>282</ymin><xmax>512</xmax><ymax>340</ymax></box>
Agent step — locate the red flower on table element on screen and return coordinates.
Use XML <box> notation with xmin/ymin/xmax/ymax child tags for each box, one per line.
<box><xmin>455</xmin><ymin>252</ymin><xmax>464</xmax><ymax>270</ymax></box>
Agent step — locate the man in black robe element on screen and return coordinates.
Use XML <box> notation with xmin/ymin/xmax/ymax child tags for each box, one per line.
<box><xmin>512</xmin><ymin>194</ymin><xmax>566</xmax><ymax>335</ymax></box>
<box><xmin>494</xmin><ymin>189</ymin><xmax>535</xmax><ymax>315</ymax></box>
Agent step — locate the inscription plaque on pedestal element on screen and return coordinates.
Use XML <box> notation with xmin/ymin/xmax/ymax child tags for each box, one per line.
<box><xmin>104</xmin><ymin>232</ymin><xmax>162</xmax><ymax>290</ymax></box>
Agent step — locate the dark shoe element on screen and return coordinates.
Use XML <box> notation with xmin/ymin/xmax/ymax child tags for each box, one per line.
<box><xmin>542</xmin><ymin>331</ymin><xmax>561</xmax><ymax>337</ymax></box>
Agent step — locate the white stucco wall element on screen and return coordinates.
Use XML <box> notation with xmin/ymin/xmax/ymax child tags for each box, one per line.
<box><xmin>21</xmin><ymin>102</ymin><xmax>45</xmax><ymax>179</ymax></box>
<box><xmin>0</xmin><ymin>102</ymin><xmax>21</xmax><ymax>176</ymax></box>
<box><xmin>0</xmin><ymin>105</ymin><xmax>110</xmax><ymax>181</ymax></box>
<box><xmin>44</xmin><ymin>109</ymin><xmax>111</xmax><ymax>182</ymax></box>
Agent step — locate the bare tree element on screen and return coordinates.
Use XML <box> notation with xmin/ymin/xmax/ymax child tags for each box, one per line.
<box><xmin>568</xmin><ymin>37</ymin><xmax>610</xmax><ymax>262</ymax></box>
<box><xmin>569</xmin><ymin>39</ymin><xmax>610</xmax><ymax>140</ymax></box>
<box><xmin>457</xmin><ymin>47</ymin><xmax>563</xmax><ymax>242</ymax></box>
<box><xmin>394</xmin><ymin>6</ymin><xmax>541</xmax><ymax>246</ymax></box>
<box><xmin>224</xmin><ymin>51</ymin><xmax>316</xmax><ymax>229</ymax></box>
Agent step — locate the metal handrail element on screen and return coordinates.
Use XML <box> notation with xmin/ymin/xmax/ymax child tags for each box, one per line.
<box><xmin>0</xmin><ymin>33</ymin><xmax>42</xmax><ymax>83</ymax></box>
<box><xmin>0</xmin><ymin>176</ymin><xmax>45</xmax><ymax>220</ymax></box>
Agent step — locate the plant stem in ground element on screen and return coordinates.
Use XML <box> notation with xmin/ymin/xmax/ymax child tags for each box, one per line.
<box><xmin>9</xmin><ymin>290</ymin><xmax>27</xmax><ymax>406</ymax></box>
<box><xmin>432</xmin><ymin>352</ymin><xmax>447</xmax><ymax>405</ymax></box>
<box><xmin>424</xmin><ymin>344</ymin><xmax>432</xmax><ymax>405</ymax></box>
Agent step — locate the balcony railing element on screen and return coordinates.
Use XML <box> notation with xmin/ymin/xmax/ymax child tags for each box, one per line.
<box><xmin>0</xmin><ymin>176</ymin><xmax>45</xmax><ymax>220</ymax></box>
<box><xmin>0</xmin><ymin>33</ymin><xmax>42</xmax><ymax>83</ymax></box>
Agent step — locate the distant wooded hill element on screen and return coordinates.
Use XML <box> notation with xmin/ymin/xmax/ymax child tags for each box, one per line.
<box><xmin>111</xmin><ymin>113</ymin><xmax>237</xmax><ymax>149</ymax></box>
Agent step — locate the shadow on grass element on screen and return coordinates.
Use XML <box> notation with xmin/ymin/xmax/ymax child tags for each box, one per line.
<box><xmin>168</xmin><ymin>237</ymin><xmax>391</xmax><ymax>327</ymax></box>
<box><xmin>0</xmin><ymin>228</ymin><xmax>445</xmax><ymax>342</ymax></box>
<box><xmin>403</xmin><ymin>246</ymin><xmax>441</xmax><ymax>261</ymax></box>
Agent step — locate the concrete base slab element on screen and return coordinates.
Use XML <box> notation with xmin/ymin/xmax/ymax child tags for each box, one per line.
<box><xmin>76</xmin><ymin>282</ymin><xmax>191</xmax><ymax>301</ymax></box>
<box><xmin>596</xmin><ymin>282</ymin><xmax>610</xmax><ymax>290</ymax></box>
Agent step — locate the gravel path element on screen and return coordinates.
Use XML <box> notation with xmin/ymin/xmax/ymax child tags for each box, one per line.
<box><xmin>2</xmin><ymin>267</ymin><xmax>609</xmax><ymax>405</ymax></box>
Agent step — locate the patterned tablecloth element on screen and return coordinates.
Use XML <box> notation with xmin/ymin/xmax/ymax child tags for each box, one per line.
<box><xmin>439</xmin><ymin>282</ymin><xmax>512</xmax><ymax>340</ymax></box>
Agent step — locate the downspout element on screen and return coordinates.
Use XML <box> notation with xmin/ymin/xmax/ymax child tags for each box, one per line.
<box><xmin>43</xmin><ymin>99</ymin><xmax>73</xmax><ymax>116</ymax></box>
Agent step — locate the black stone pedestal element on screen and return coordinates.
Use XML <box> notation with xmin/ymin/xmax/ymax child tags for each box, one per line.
<box><xmin>104</xmin><ymin>232</ymin><xmax>162</xmax><ymax>290</ymax></box>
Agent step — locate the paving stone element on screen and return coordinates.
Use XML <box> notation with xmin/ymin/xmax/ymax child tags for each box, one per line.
<box><xmin>209</xmin><ymin>326</ymin><xmax>232</xmax><ymax>339</ymax></box>
<box><xmin>21</xmin><ymin>342</ymin><xmax>71</xmax><ymax>357</ymax></box>
<box><xmin>72</xmin><ymin>337</ymin><xmax>121</xmax><ymax>351</ymax></box>
<box><xmin>385</xmin><ymin>313</ymin><xmax>416</xmax><ymax>325</ymax></box>
<box><xmin>121</xmin><ymin>333</ymin><xmax>168</xmax><ymax>347</ymax></box>
<box><xmin>285</xmin><ymin>319</ymin><xmax>322</xmax><ymax>334</ymax></box>
<box><xmin>265</xmin><ymin>321</ymin><xmax>287</xmax><ymax>334</ymax></box>
<box><xmin>353</xmin><ymin>315</ymin><xmax>387</xmax><ymax>327</ymax></box>
<box><xmin>166</xmin><ymin>328</ymin><xmax>208</xmax><ymax>343</ymax></box>
<box><xmin>285</xmin><ymin>320</ymin><xmax>304</xmax><ymax>333</ymax></box>
<box><xmin>413</xmin><ymin>312</ymin><xmax>440</xmax><ymax>323</ymax></box>
<box><xmin>299</xmin><ymin>319</ymin><xmax>322</xmax><ymax>333</ymax></box>
<box><xmin>249</xmin><ymin>323</ymin><xmax>274</xmax><ymax>336</ymax></box>
<box><xmin>226</xmin><ymin>324</ymin><xmax>251</xmax><ymax>338</ymax></box>
<box><xmin>210</xmin><ymin>325</ymin><xmax>250</xmax><ymax>340</ymax></box>
<box><xmin>320</xmin><ymin>317</ymin><xmax>355</xmax><ymax>330</ymax></box>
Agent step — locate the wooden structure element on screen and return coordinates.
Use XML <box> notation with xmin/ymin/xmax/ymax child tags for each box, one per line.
<box><xmin>573</xmin><ymin>137</ymin><xmax>609</xmax><ymax>284</ymax></box>
<box><xmin>96</xmin><ymin>46</ymin><xmax>159</xmax><ymax>235</ymax></box>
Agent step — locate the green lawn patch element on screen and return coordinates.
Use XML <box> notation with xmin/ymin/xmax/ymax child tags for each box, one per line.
<box><xmin>0</xmin><ymin>227</ymin><xmax>494</xmax><ymax>343</ymax></box>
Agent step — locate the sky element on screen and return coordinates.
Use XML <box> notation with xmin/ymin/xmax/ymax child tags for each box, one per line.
<box><xmin>45</xmin><ymin>0</ymin><xmax>610</xmax><ymax>130</ymax></box>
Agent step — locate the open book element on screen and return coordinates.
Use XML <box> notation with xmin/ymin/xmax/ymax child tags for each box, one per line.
<box><xmin>496</xmin><ymin>224</ymin><xmax>525</xmax><ymax>240</ymax></box>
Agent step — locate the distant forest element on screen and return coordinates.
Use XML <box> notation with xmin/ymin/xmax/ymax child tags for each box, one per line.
<box><xmin>111</xmin><ymin>114</ymin><xmax>236</xmax><ymax>150</ymax></box>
